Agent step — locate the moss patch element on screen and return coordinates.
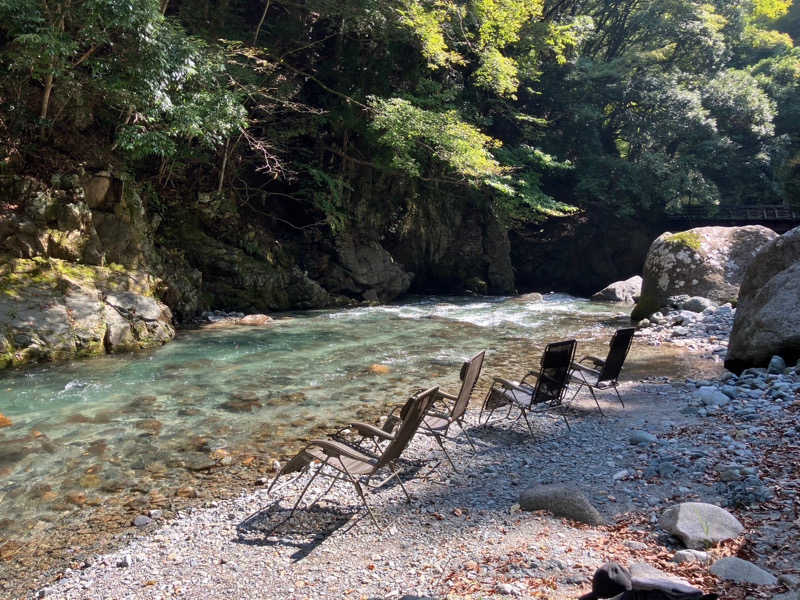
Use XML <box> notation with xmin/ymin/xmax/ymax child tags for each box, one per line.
<box><xmin>664</xmin><ymin>231</ymin><xmax>702</xmax><ymax>251</ymax></box>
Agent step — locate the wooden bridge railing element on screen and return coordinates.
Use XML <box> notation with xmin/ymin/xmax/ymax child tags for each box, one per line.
<box><xmin>669</xmin><ymin>205</ymin><xmax>800</xmax><ymax>221</ymax></box>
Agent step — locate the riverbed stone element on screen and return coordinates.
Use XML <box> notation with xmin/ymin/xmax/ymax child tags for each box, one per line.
<box><xmin>660</xmin><ymin>502</ymin><xmax>744</xmax><ymax>549</ymax></box>
<box><xmin>672</xmin><ymin>549</ymin><xmax>711</xmax><ymax>564</ymax></box>
<box><xmin>768</xmin><ymin>355</ymin><xmax>787</xmax><ymax>374</ymax></box>
<box><xmin>696</xmin><ymin>386</ymin><xmax>729</xmax><ymax>407</ymax></box>
<box><xmin>518</xmin><ymin>484</ymin><xmax>603</xmax><ymax>525</ymax></box>
<box><xmin>681</xmin><ymin>296</ymin><xmax>716</xmax><ymax>313</ymax></box>
<box><xmin>629</xmin><ymin>430</ymin><xmax>657</xmax><ymax>445</ymax></box>
<box><xmin>710</xmin><ymin>557</ymin><xmax>778</xmax><ymax>585</ymax></box>
<box><xmin>632</xmin><ymin>226</ymin><xmax>777</xmax><ymax>321</ymax></box>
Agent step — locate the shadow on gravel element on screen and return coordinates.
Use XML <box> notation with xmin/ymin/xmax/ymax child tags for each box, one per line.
<box><xmin>235</xmin><ymin>501</ymin><xmax>358</xmax><ymax>560</ymax></box>
<box><xmin>234</xmin><ymin>458</ymin><xmax>429</xmax><ymax>560</ymax></box>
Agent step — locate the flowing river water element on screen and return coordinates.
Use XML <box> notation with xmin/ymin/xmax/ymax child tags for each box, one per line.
<box><xmin>0</xmin><ymin>293</ymin><xmax>723</xmax><ymax>586</ymax></box>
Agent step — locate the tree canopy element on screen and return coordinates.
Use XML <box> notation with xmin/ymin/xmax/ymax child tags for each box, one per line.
<box><xmin>1</xmin><ymin>0</ymin><xmax>797</xmax><ymax>228</ymax></box>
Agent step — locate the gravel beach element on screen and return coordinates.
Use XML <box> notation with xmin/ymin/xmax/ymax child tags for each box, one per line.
<box><xmin>26</xmin><ymin>306</ymin><xmax>800</xmax><ymax>599</ymax></box>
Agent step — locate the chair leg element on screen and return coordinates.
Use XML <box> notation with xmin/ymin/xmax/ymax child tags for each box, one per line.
<box><xmin>433</xmin><ymin>434</ymin><xmax>459</xmax><ymax>472</ymax></box>
<box><xmin>588</xmin><ymin>386</ymin><xmax>605</xmax><ymax>416</ymax></box>
<box><xmin>520</xmin><ymin>408</ymin><xmax>536</xmax><ymax>437</ymax></box>
<box><xmin>567</xmin><ymin>381</ymin><xmax>585</xmax><ymax>404</ymax></box>
<box><xmin>612</xmin><ymin>383</ymin><xmax>625</xmax><ymax>408</ymax></box>
<box><xmin>265</xmin><ymin>461</ymin><xmax>326</xmax><ymax>533</ymax></box>
<box><xmin>344</xmin><ymin>472</ymin><xmax>381</xmax><ymax>530</ymax></box>
<box><xmin>388</xmin><ymin>463</ymin><xmax>413</xmax><ymax>503</ymax></box>
<box><xmin>456</xmin><ymin>420</ymin><xmax>478</xmax><ymax>454</ymax></box>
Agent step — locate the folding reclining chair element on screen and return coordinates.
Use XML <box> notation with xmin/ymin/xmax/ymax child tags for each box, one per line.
<box><xmin>479</xmin><ymin>339</ymin><xmax>577</xmax><ymax>435</ymax></box>
<box><xmin>347</xmin><ymin>351</ymin><xmax>485</xmax><ymax>472</ymax></box>
<box><xmin>264</xmin><ymin>386</ymin><xmax>437</xmax><ymax>531</ymax></box>
<box><xmin>569</xmin><ymin>327</ymin><xmax>635</xmax><ymax>415</ymax></box>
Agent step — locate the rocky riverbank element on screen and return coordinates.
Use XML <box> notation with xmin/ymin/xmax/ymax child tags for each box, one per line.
<box><xmin>27</xmin><ymin>315</ymin><xmax>799</xmax><ymax>600</ymax></box>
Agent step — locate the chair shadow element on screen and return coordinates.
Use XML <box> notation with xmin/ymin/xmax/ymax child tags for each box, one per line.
<box><xmin>235</xmin><ymin>500</ymin><xmax>358</xmax><ymax>561</ymax></box>
<box><xmin>233</xmin><ymin>457</ymin><xmax>427</xmax><ymax>561</ymax></box>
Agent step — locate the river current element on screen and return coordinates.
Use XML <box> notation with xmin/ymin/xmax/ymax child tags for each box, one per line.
<box><xmin>0</xmin><ymin>294</ymin><xmax>718</xmax><ymax>554</ymax></box>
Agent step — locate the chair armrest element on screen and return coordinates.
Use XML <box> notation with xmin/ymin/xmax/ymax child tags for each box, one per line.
<box><xmin>571</xmin><ymin>362</ymin><xmax>601</xmax><ymax>377</ymax></box>
<box><xmin>349</xmin><ymin>422</ymin><xmax>395</xmax><ymax>441</ymax></box>
<box><xmin>492</xmin><ymin>376</ymin><xmax>523</xmax><ymax>389</ymax></box>
<box><xmin>519</xmin><ymin>370</ymin><xmax>540</xmax><ymax>386</ymax></box>
<box><xmin>305</xmin><ymin>439</ymin><xmax>376</xmax><ymax>463</ymax></box>
<box><xmin>437</xmin><ymin>391</ymin><xmax>458</xmax><ymax>401</ymax></box>
<box><xmin>578</xmin><ymin>355</ymin><xmax>605</xmax><ymax>367</ymax></box>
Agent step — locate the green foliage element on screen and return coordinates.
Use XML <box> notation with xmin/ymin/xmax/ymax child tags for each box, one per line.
<box><xmin>488</xmin><ymin>145</ymin><xmax>578</xmax><ymax>223</ymax></box>
<box><xmin>0</xmin><ymin>0</ymin><xmax>245</xmax><ymax>157</ymax></box>
<box><xmin>368</xmin><ymin>96</ymin><xmax>505</xmax><ymax>180</ymax></box>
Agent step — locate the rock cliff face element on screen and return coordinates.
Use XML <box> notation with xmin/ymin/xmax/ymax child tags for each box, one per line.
<box><xmin>631</xmin><ymin>226</ymin><xmax>778</xmax><ymax>321</ymax></box>
<box><xmin>726</xmin><ymin>226</ymin><xmax>800</xmax><ymax>373</ymax></box>
<box><xmin>0</xmin><ymin>257</ymin><xmax>173</xmax><ymax>368</ymax></box>
<box><xmin>509</xmin><ymin>213</ymin><xmax>656</xmax><ymax>296</ymax></box>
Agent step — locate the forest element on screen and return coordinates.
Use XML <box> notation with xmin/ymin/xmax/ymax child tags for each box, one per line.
<box><xmin>1</xmin><ymin>0</ymin><xmax>799</xmax><ymax>302</ymax></box>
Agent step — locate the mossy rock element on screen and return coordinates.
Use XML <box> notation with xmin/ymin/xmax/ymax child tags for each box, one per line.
<box><xmin>631</xmin><ymin>226</ymin><xmax>777</xmax><ymax>321</ymax></box>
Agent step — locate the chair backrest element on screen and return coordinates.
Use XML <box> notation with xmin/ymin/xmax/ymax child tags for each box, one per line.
<box><xmin>531</xmin><ymin>339</ymin><xmax>576</xmax><ymax>406</ymax></box>
<box><xmin>377</xmin><ymin>386</ymin><xmax>438</xmax><ymax>467</ymax></box>
<box><xmin>597</xmin><ymin>328</ymin><xmax>635</xmax><ymax>383</ymax></box>
<box><xmin>449</xmin><ymin>350</ymin><xmax>485</xmax><ymax>420</ymax></box>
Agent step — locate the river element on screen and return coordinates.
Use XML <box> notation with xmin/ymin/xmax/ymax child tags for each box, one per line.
<box><xmin>0</xmin><ymin>293</ymin><xmax>722</xmax><ymax>586</ymax></box>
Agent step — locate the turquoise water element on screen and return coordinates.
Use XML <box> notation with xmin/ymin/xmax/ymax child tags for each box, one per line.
<box><xmin>0</xmin><ymin>294</ymin><xmax>707</xmax><ymax>544</ymax></box>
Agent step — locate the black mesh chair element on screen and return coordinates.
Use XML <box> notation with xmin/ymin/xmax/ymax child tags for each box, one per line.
<box><xmin>569</xmin><ymin>327</ymin><xmax>635</xmax><ymax>415</ymax></box>
<box><xmin>479</xmin><ymin>339</ymin><xmax>577</xmax><ymax>435</ymax></box>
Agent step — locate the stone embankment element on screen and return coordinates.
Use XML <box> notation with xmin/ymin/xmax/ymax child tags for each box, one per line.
<box><xmin>35</xmin><ymin>311</ymin><xmax>800</xmax><ymax>600</ymax></box>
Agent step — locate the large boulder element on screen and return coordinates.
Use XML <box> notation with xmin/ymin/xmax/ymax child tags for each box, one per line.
<box><xmin>0</xmin><ymin>257</ymin><xmax>175</xmax><ymax>368</ymax></box>
<box><xmin>592</xmin><ymin>275</ymin><xmax>643</xmax><ymax>303</ymax></box>
<box><xmin>726</xmin><ymin>226</ymin><xmax>800</xmax><ymax>373</ymax></box>
<box><xmin>659</xmin><ymin>502</ymin><xmax>744</xmax><ymax>549</ymax></box>
<box><xmin>631</xmin><ymin>226</ymin><xmax>777</xmax><ymax>321</ymax></box>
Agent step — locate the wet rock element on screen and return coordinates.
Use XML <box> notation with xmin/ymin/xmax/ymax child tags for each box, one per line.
<box><xmin>135</xmin><ymin>419</ymin><xmax>163</xmax><ymax>435</ymax></box>
<box><xmin>710</xmin><ymin>557</ymin><xmax>778</xmax><ymax>585</ymax></box>
<box><xmin>518</xmin><ymin>484</ymin><xmax>603</xmax><ymax>525</ymax></box>
<box><xmin>238</xmin><ymin>314</ymin><xmax>272</xmax><ymax>326</ymax></box>
<box><xmin>660</xmin><ymin>502</ymin><xmax>744</xmax><ymax>549</ymax></box>
<box><xmin>176</xmin><ymin>486</ymin><xmax>198</xmax><ymax>498</ymax></box>
<box><xmin>592</xmin><ymin>276</ymin><xmax>642</xmax><ymax>304</ymax></box>
<box><xmin>65</xmin><ymin>492</ymin><xmax>87</xmax><ymax>506</ymax></box>
<box><xmin>218</xmin><ymin>396</ymin><xmax>262</xmax><ymax>413</ymax></box>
